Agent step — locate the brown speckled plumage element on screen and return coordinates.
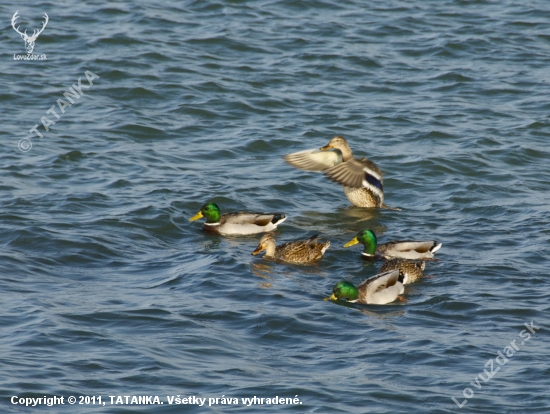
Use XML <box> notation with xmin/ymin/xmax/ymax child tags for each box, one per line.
<box><xmin>379</xmin><ymin>258</ymin><xmax>425</xmax><ymax>284</ymax></box>
<box><xmin>284</xmin><ymin>136</ymin><xmax>385</xmax><ymax>208</ymax></box>
<box><xmin>252</xmin><ymin>234</ymin><xmax>330</xmax><ymax>264</ymax></box>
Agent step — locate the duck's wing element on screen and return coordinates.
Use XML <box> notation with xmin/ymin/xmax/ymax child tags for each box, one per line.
<box><xmin>275</xmin><ymin>234</ymin><xmax>329</xmax><ymax>263</ymax></box>
<box><xmin>214</xmin><ymin>212</ymin><xmax>287</xmax><ymax>235</ymax></box>
<box><xmin>357</xmin><ymin>269</ymin><xmax>401</xmax><ymax>304</ymax></box>
<box><xmin>324</xmin><ymin>157</ymin><xmax>383</xmax><ymax>190</ymax></box>
<box><xmin>382</xmin><ymin>240</ymin><xmax>442</xmax><ymax>259</ymax></box>
<box><xmin>284</xmin><ymin>149</ymin><xmax>343</xmax><ymax>172</ymax></box>
<box><xmin>380</xmin><ymin>259</ymin><xmax>425</xmax><ymax>284</ymax></box>
<box><xmin>306</xmin><ymin>234</ymin><xmax>331</xmax><ymax>258</ymax></box>
<box><xmin>219</xmin><ymin>212</ymin><xmax>284</xmax><ymax>226</ymax></box>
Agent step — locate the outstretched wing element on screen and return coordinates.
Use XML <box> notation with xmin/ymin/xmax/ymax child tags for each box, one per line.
<box><xmin>284</xmin><ymin>149</ymin><xmax>343</xmax><ymax>172</ymax></box>
<box><xmin>324</xmin><ymin>157</ymin><xmax>383</xmax><ymax>190</ymax></box>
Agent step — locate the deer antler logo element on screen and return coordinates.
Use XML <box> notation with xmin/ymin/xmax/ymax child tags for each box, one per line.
<box><xmin>12</xmin><ymin>10</ymin><xmax>49</xmax><ymax>54</ymax></box>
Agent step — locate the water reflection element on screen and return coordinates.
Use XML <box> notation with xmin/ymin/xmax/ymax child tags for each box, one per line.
<box><xmin>326</xmin><ymin>297</ymin><xmax>406</xmax><ymax>326</ymax></box>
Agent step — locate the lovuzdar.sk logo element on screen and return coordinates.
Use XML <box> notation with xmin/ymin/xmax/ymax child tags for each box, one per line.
<box><xmin>12</xmin><ymin>10</ymin><xmax>48</xmax><ymax>60</ymax></box>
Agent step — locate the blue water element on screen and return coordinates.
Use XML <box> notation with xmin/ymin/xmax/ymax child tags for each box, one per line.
<box><xmin>1</xmin><ymin>1</ymin><xmax>549</xmax><ymax>413</ymax></box>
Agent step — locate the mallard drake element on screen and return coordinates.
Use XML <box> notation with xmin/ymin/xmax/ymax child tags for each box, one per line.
<box><xmin>284</xmin><ymin>135</ymin><xmax>384</xmax><ymax>208</ymax></box>
<box><xmin>379</xmin><ymin>258</ymin><xmax>425</xmax><ymax>284</ymax></box>
<box><xmin>252</xmin><ymin>233</ymin><xmax>330</xmax><ymax>264</ymax></box>
<box><xmin>328</xmin><ymin>270</ymin><xmax>404</xmax><ymax>305</ymax></box>
<box><xmin>189</xmin><ymin>202</ymin><xmax>287</xmax><ymax>235</ymax></box>
<box><xmin>344</xmin><ymin>229</ymin><xmax>442</xmax><ymax>260</ymax></box>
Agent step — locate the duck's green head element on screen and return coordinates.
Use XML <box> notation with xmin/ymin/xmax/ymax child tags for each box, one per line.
<box><xmin>329</xmin><ymin>281</ymin><xmax>359</xmax><ymax>301</ymax></box>
<box><xmin>189</xmin><ymin>202</ymin><xmax>221</xmax><ymax>223</ymax></box>
<box><xmin>343</xmin><ymin>229</ymin><xmax>377</xmax><ymax>255</ymax></box>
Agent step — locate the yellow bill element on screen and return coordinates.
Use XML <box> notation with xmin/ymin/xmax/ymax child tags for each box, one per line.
<box><xmin>343</xmin><ymin>237</ymin><xmax>359</xmax><ymax>248</ymax></box>
<box><xmin>189</xmin><ymin>211</ymin><xmax>203</xmax><ymax>222</ymax></box>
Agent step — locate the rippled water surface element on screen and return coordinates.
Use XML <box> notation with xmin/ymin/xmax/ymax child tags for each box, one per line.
<box><xmin>1</xmin><ymin>0</ymin><xmax>550</xmax><ymax>413</ymax></box>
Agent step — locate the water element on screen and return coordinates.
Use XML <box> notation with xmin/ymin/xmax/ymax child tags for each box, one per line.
<box><xmin>1</xmin><ymin>0</ymin><xmax>549</xmax><ymax>412</ymax></box>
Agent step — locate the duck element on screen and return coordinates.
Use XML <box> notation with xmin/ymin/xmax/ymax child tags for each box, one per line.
<box><xmin>344</xmin><ymin>229</ymin><xmax>442</xmax><ymax>260</ymax></box>
<box><xmin>189</xmin><ymin>202</ymin><xmax>287</xmax><ymax>235</ymax></box>
<box><xmin>252</xmin><ymin>233</ymin><xmax>330</xmax><ymax>264</ymax></box>
<box><xmin>379</xmin><ymin>258</ymin><xmax>425</xmax><ymax>284</ymax></box>
<box><xmin>284</xmin><ymin>135</ymin><xmax>385</xmax><ymax>208</ymax></box>
<box><xmin>328</xmin><ymin>269</ymin><xmax>404</xmax><ymax>305</ymax></box>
